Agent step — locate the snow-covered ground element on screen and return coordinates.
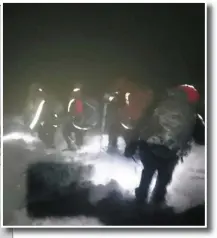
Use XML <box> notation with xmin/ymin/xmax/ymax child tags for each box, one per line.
<box><xmin>2</xmin><ymin>120</ymin><xmax>205</xmax><ymax>226</ymax></box>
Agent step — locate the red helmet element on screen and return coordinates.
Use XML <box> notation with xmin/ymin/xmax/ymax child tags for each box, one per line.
<box><xmin>179</xmin><ymin>84</ymin><xmax>200</xmax><ymax>103</ymax></box>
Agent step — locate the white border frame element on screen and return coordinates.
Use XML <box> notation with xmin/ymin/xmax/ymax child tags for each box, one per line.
<box><xmin>0</xmin><ymin>0</ymin><xmax>207</xmax><ymax>230</ymax></box>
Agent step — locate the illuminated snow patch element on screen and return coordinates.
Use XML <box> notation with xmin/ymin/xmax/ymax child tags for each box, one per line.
<box><xmin>65</xmin><ymin>134</ymin><xmax>151</xmax><ymax>195</ymax></box>
<box><xmin>3</xmin><ymin>132</ymin><xmax>39</xmax><ymax>144</ymax></box>
<box><xmin>77</xmin><ymin>134</ymin><xmax>109</xmax><ymax>154</ymax></box>
<box><xmin>62</xmin><ymin>134</ymin><xmax>204</xmax><ymax>203</ymax></box>
<box><xmin>78</xmin><ymin>134</ymin><xmax>126</xmax><ymax>154</ymax></box>
<box><xmin>88</xmin><ymin>155</ymin><xmax>143</xmax><ymax>194</ymax></box>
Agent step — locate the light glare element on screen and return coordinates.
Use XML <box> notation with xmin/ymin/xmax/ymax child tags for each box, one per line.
<box><xmin>29</xmin><ymin>100</ymin><xmax>46</xmax><ymax>130</ymax></box>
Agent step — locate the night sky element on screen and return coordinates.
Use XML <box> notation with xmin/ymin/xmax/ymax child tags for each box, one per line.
<box><xmin>3</xmin><ymin>3</ymin><xmax>205</xmax><ymax>114</ymax></box>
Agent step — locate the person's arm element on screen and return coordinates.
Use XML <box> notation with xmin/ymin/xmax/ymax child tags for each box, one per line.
<box><xmin>129</xmin><ymin>100</ymin><xmax>157</xmax><ymax>141</ymax></box>
<box><xmin>124</xmin><ymin>102</ymin><xmax>156</xmax><ymax>157</ymax></box>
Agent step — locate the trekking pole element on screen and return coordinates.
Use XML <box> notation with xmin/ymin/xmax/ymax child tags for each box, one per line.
<box><xmin>99</xmin><ymin>102</ymin><xmax>108</xmax><ymax>152</ymax></box>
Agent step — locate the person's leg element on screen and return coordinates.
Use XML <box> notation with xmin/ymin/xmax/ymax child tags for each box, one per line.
<box><xmin>62</xmin><ymin>120</ymin><xmax>75</xmax><ymax>150</ymax></box>
<box><xmin>107</xmin><ymin>104</ymin><xmax>120</xmax><ymax>150</ymax></box>
<box><xmin>108</xmin><ymin>124</ymin><xmax>118</xmax><ymax>147</ymax></box>
<box><xmin>49</xmin><ymin>125</ymin><xmax>56</xmax><ymax>148</ymax></box>
<box><xmin>122</xmin><ymin>128</ymin><xmax>131</xmax><ymax>146</ymax></box>
<box><xmin>136</xmin><ymin>166</ymin><xmax>156</xmax><ymax>204</ymax></box>
<box><xmin>75</xmin><ymin>129</ymin><xmax>84</xmax><ymax>147</ymax></box>
<box><xmin>136</xmin><ymin>142</ymin><xmax>157</xmax><ymax>204</ymax></box>
<box><xmin>44</xmin><ymin>130</ymin><xmax>55</xmax><ymax>148</ymax></box>
<box><xmin>151</xmin><ymin>151</ymin><xmax>178</xmax><ymax>204</ymax></box>
<box><xmin>42</xmin><ymin>117</ymin><xmax>56</xmax><ymax>148</ymax></box>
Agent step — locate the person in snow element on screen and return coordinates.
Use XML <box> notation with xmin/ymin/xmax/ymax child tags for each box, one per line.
<box><xmin>105</xmin><ymin>88</ymin><xmax>127</xmax><ymax>151</ymax></box>
<box><xmin>37</xmin><ymin>95</ymin><xmax>64</xmax><ymax>148</ymax></box>
<box><xmin>62</xmin><ymin>83</ymin><xmax>99</xmax><ymax>150</ymax></box>
<box><xmin>124</xmin><ymin>84</ymin><xmax>200</xmax><ymax>205</ymax></box>
<box><xmin>24</xmin><ymin>83</ymin><xmax>64</xmax><ymax>147</ymax></box>
<box><xmin>23</xmin><ymin>83</ymin><xmax>47</xmax><ymax>128</ymax></box>
<box><xmin>106</xmin><ymin>78</ymin><xmax>153</xmax><ymax>152</ymax></box>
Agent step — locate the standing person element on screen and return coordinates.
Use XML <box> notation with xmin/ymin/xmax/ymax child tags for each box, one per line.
<box><xmin>62</xmin><ymin>83</ymin><xmax>85</xmax><ymax>150</ymax></box>
<box><xmin>37</xmin><ymin>95</ymin><xmax>64</xmax><ymax>148</ymax></box>
<box><xmin>124</xmin><ymin>84</ymin><xmax>200</xmax><ymax>205</ymax></box>
<box><xmin>62</xmin><ymin>83</ymin><xmax>99</xmax><ymax>150</ymax></box>
<box><xmin>105</xmin><ymin>88</ymin><xmax>126</xmax><ymax>151</ymax></box>
<box><xmin>23</xmin><ymin>83</ymin><xmax>47</xmax><ymax>130</ymax></box>
<box><xmin>106</xmin><ymin>78</ymin><xmax>154</xmax><ymax>152</ymax></box>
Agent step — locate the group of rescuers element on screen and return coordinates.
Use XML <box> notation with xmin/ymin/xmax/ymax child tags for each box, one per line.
<box><xmin>24</xmin><ymin>77</ymin><xmax>204</xmax><ymax>206</ymax></box>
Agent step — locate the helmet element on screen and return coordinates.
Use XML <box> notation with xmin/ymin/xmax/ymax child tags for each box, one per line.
<box><xmin>29</xmin><ymin>83</ymin><xmax>44</xmax><ymax>93</ymax></box>
<box><xmin>28</xmin><ymin>83</ymin><xmax>46</xmax><ymax>99</ymax></box>
<box><xmin>73</xmin><ymin>83</ymin><xmax>83</xmax><ymax>91</ymax></box>
<box><xmin>178</xmin><ymin>84</ymin><xmax>200</xmax><ymax>104</ymax></box>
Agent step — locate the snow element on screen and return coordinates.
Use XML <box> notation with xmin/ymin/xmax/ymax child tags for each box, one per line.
<box><xmin>2</xmin><ymin>120</ymin><xmax>205</xmax><ymax>226</ymax></box>
<box><xmin>166</xmin><ymin>145</ymin><xmax>205</xmax><ymax>212</ymax></box>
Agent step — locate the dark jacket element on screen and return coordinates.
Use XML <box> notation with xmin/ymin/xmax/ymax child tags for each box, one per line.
<box><xmin>130</xmin><ymin>89</ymin><xmax>196</xmax><ymax>156</ymax></box>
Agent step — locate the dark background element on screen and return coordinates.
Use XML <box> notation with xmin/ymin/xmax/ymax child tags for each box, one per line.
<box><xmin>3</xmin><ymin>3</ymin><xmax>205</xmax><ymax>115</ymax></box>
